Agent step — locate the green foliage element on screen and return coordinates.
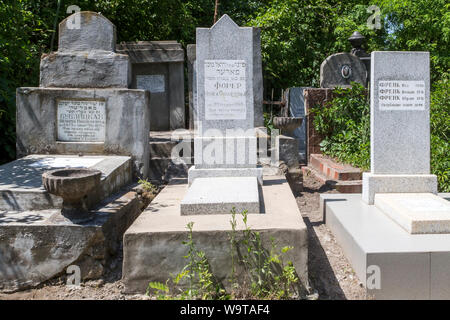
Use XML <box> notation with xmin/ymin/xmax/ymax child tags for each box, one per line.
<box><xmin>0</xmin><ymin>0</ymin><xmax>57</xmax><ymax>163</ymax></box>
<box><xmin>138</xmin><ymin>178</ymin><xmax>157</xmax><ymax>193</ymax></box>
<box><xmin>430</xmin><ymin>78</ymin><xmax>450</xmax><ymax>192</ymax></box>
<box><xmin>248</xmin><ymin>0</ymin><xmax>342</xmax><ymax>90</ymax></box>
<box><xmin>237</xmin><ymin>210</ymin><xmax>301</xmax><ymax>299</ymax></box>
<box><xmin>374</xmin><ymin>0</ymin><xmax>450</xmax><ymax>83</ymax></box>
<box><xmin>312</xmin><ymin>83</ymin><xmax>370</xmax><ymax>170</ymax></box>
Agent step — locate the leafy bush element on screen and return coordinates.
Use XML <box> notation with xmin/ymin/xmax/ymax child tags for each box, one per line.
<box><xmin>311</xmin><ymin>83</ymin><xmax>370</xmax><ymax>170</ymax></box>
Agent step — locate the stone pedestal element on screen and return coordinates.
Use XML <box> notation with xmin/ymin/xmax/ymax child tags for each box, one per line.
<box><xmin>276</xmin><ymin>135</ymin><xmax>299</xmax><ymax>168</ymax></box>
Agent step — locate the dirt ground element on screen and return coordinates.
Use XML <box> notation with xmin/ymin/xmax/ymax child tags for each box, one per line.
<box><xmin>0</xmin><ymin>174</ymin><xmax>366</xmax><ymax>300</ymax></box>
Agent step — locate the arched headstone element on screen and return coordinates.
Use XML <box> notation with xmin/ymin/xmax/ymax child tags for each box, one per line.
<box><xmin>58</xmin><ymin>11</ymin><xmax>116</xmax><ymax>52</ymax></box>
<box><xmin>320</xmin><ymin>52</ymin><xmax>367</xmax><ymax>88</ymax></box>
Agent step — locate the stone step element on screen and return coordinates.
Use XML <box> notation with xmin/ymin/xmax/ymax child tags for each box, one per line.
<box><xmin>302</xmin><ymin>165</ymin><xmax>362</xmax><ymax>193</ymax></box>
<box><xmin>309</xmin><ymin>153</ymin><xmax>362</xmax><ymax>181</ymax></box>
<box><xmin>148</xmin><ymin>157</ymin><xmax>193</xmax><ymax>182</ymax></box>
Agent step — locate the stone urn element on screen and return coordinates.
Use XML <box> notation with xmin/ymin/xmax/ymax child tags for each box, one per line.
<box><xmin>42</xmin><ymin>168</ymin><xmax>102</xmax><ymax>221</ymax></box>
<box><xmin>273</xmin><ymin>117</ymin><xmax>303</xmax><ymax>135</ymax></box>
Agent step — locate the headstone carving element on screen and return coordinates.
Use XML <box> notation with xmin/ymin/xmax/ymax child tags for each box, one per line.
<box><xmin>185</xmin><ymin>23</ymin><xmax>264</xmax><ymax>129</ymax></box>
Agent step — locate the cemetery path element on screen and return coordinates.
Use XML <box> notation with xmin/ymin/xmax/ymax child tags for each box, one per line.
<box><xmin>297</xmin><ymin>174</ymin><xmax>366</xmax><ymax>300</ymax></box>
<box><xmin>0</xmin><ymin>175</ymin><xmax>367</xmax><ymax>300</ymax></box>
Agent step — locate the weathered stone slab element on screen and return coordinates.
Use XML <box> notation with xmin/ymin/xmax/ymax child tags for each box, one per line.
<box><xmin>320</xmin><ymin>52</ymin><xmax>367</xmax><ymax>88</ymax></box>
<box><xmin>375</xmin><ymin>193</ymin><xmax>450</xmax><ymax>234</ymax></box>
<box><xmin>276</xmin><ymin>135</ymin><xmax>299</xmax><ymax>168</ymax></box>
<box><xmin>16</xmin><ymin>87</ymin><xmax>150</xmax><ymax>178</ymax></box>
<box><xmin>122</xmin><ymin>176</ymin><xmax>308</xmax><ymax>293</ymax></box>
<box><xmin>180</xmin><ymin>177</ymin><xmax>260</xmax><ymax>215</ymax></box>
<box><xmin>40</xmin><ymin>12</ymin><xmax>131</xmax><ymax>88</ymax></box>
<box><xmin>0</xmin><ymin>155</ymin><xmax>132</xmax><ymax>211</ymax></box>
<box><xmin>116</xmin><ymin>41</ymin><xmax>184</xmax><ymax>63</ymax></box>
<box><xmin>40</xmin><ymin>52</ymin><xmax>130</xmax><ymax>88</ymax></box>
<box><xmin>288</xmin><ymin>87</ymin><xmax>309</xmax><ymax>163</ymax></box>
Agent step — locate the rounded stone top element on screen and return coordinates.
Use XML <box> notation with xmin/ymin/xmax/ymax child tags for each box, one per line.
<box><xmin>348</xmin><ymin>31</ymin><xmax>366</xmax><ymax>48</ymax></box>
<box><xmin>58</xmin><ymin>11</ymin><xmax>116</xmax><ymax>52</ymax></box>
<box><xmin>273</xmin><ymin>117</ymin><xmax>303</xmax><ymax>135</ymax></box>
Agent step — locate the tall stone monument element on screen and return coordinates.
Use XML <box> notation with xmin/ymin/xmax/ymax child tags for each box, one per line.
<box><xmin>362</xmin><ymin>51</ymin><xmax>437</xmax><ymax>204</ymax></box>
<box><xmin>181</xmin><ymin>15</ymin><xmax>263</xmax><ymax>214</ymax></box>
<box><xmin>321</xmin><ymin>51</ymin><xmax>450</xmax><ymax>299</ymax></box>
<box><xmin>17</xmin><ymin>11</ymin><xmax>150</xmax><ymax>178</ymax></box>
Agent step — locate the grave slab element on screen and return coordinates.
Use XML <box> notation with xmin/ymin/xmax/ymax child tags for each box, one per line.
<box><xmin>0</xmin><ymin>154</ymin><xmax>131</xmax><ymax>211</ymax></box>
<box><xmin>122</xmin><ymin>176</ymin><xmax>308</xmax><ymax>293</ymax></box>
<box><xmin>0</xmin><ymin>189</ymin><xmax>141</xmax><ymax>292</ymax></box>
<box><xmin>374</xmin><ymin>193</ymin><xmax>450</xmax><ymax>234</ymax></box>
<box><xmin>180</xmin><ymin>177</ymin><xmax>260</xmax><ymax>215</ymax></box>
<box><xmin>321</xmin><ymin>193</ymin><xmax>450</xmax><ymax>299</ymax></box>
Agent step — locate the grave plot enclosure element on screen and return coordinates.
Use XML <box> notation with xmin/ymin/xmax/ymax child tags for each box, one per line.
<box><xmin>117</xmin><ymin>41</ymin><xmax>185</xmax><ymax>131</ymax></box>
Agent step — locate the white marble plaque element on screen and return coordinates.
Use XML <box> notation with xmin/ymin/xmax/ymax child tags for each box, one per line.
<box><xmin>204</xmin><ymin>60</ymin><xmax>246</xmax><ymax>120</ymax></box>
<box><xmin>378</xmin><ymin>80</ymin><xmax>425</xmax><ymax>110</ymax></box>
<box><xmin>136</xmin><ymin>75</ymin><xmax>165</xmax><ymax>93</ymax></box>
<box><xmin>57</xmin><ymin>100</ymin><xmax>106</xmax><ymax>142</ymax></box>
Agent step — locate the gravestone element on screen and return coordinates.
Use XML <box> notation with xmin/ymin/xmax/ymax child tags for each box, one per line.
<box><xmin>321</xmin><ymin>51</ymin><xmax>450</xmax><ymax>299</ymax></box>
<box><xmin>181</xmin><ymin>15</ymin><xmax>263</xmax><ymax>215</ymax></box>
<box><xmin>288</xmin><ymin>87</ymin><xmax>309</xmax><ymax>163</ymax></box>
<box><xmin>362</xmin><ymin>51</ymin><xmax>437</xmax><ymax>204</ymax></box>
<box><xmin>186</xmin><ymin>30</ymin><xmax>264</xmax><ymax>129</ymax></box>
<box><xmin>40</xmin><ymin>12</ymin><xmax>130</xmax><ymax>88</ymax></box>
<box><xmin>320</xmin><ymin>52</ymin><xmax>367</xmax><ymax>88</ymax></box>
<box><xmin>0</xmin><ymin>11</ymin><xmax>149</xmax><ymax>292</ymax></box>
<box><xmin>116</xmin><ymin>41</ymin><xmax>185</xmax><ymax>130</ymax></box>
<box><xmin>17</xmin><ymin>12</ymin><xmax>150</xmax><ymax>178</ymax></box>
